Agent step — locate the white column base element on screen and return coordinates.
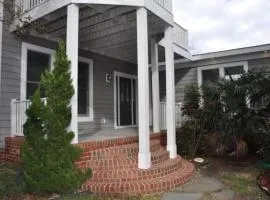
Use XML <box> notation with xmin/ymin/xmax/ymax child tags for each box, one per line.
<box><xmin>138</xmin><ymin>152</ymin><xmax>151</xmax><ymax>169</ymax></box>
<box><xmin>167</xmin><ymin>144</ymin><xmax>177</xmax><ymax>159</ymax></box>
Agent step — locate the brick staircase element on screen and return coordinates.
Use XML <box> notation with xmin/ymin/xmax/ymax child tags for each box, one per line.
<box><xmin>75</xmin><ymin>133</ymin><xmax>195</xmax><ymax>196</ymax></box>
<box><xmin>0</xmin><ymin>133</ymin><xmax>195</xmax><ymax>196</ymax></box>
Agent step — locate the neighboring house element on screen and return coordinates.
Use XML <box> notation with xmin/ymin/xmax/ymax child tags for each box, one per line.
<box><xmin>159</xmin><ymin>44</ymin><xmax>270</xmax><ymax>103</ymax></box>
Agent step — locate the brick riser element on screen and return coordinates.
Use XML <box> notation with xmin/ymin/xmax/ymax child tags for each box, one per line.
<box><xmin>83</xmin><ymin>160</ymin><xmax>194</xmax><ymax>196</ymax></box>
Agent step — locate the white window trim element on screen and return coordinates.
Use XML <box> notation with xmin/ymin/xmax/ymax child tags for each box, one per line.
<box><xmin>20</xmin><ymin>42</ymin><xmax>55</xmax><ymax>100</ymax></box>
<box><xmin>197</xmin><ymin>61</ymin><xmax>249</xmax><ymax>88</ymax></box>
<box><xmin>78</xmin><ymin>57</ymin><xmax>94</xmax><ymax>122</ymax></box>
<box><xmin>113</xmin><ymin>71</ymin><xmax>138</xmax><ymax>129</ymax></box>
<box><xmin>21</xmin><ymin>43</ymin><xmax>94</xmax><ymax>122</ymax></box>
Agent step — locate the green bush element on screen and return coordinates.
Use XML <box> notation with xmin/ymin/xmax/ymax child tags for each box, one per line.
<box><xmin>21</xmin><ymin>41</ymin><xmax>92</xmax><ymax>194</ymax></box>
<box><xmin>0</xmin><ymin>164</ymin><xmax>25</xmax><ymax>198</ymax></box>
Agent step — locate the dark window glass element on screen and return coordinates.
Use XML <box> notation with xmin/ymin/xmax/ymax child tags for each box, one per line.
<box><xmin>26</xmin><ymin>50</ymin><xmax>50</xmax><ymax>98</ymax></box>
<box><xmin>78</xmin><ymin>62</ymin><xmax>89</xmax><ymax>115</ymax></box>
<box><xmin>202</xmin><ymin>69</ymin><xmax>219</xmax><ymax>83</ymax></box>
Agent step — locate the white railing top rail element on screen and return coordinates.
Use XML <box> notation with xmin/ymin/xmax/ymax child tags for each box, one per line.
<box><xmin>152</xmin><ymin>0</ymin><xmax>172</xmax><ymax>12</ymax></box>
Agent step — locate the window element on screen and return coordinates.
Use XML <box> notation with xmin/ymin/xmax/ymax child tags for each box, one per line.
<box><xmin>224</xmin><ymin>66</ymin><xmax>245</xmax><ymax>81</ymax></box>
<box><xmin>21</xmin><ymin>43</ymin><xmax>55</xmax><ymax>100</ymax></box>
<box><xmin>78</xmin><ymin>58</ymin><xmax>94</xmax><ymax>122</ymax></box>
<box><xmin>26</xmin><ymin>50</ymin><xmax>50</xmax><ymax>98</ymax></box>
<box><xmin>21</xmin><ymin>43</ymin><xmax>94</xmax><ymax>121</ymax></box>
<box><xmin>78</xmin><ymin>61</ymin><xmax>90</xmax><ymax>115</ymax></box>
<box><xmin>198</xmin><ymin>61</ymin><xmax>248</xmax><ymax>87</ymax></box>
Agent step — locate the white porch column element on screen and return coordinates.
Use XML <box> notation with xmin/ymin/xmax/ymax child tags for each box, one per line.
<box><xmin>151</xmin><ymin>38</ymin><xmax>160</xmax><ymax>133</ymax></box>
<box><xmin>137</xmin><ymin>7</ymin><xmax>151</xmax><ymax>169</ymax></box>
<box><xmin>66</xmin><ymin>4</ymin><xmax>79</xmax><ymax>144</ymax></box>
<box><xmin>165</xmin><ymin>25</ymin><xmax>177</xmax><ymax>159</ymax></box>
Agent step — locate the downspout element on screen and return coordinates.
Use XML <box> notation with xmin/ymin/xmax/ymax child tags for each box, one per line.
<box><xmin>0</xmin><ymin>0</ymin><xmax>3</xmax><ymax>102</ymax></box>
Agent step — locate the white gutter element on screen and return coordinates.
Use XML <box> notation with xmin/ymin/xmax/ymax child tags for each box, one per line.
<box><xmin>0</xmin><ymin>0</ymin><xmax>4</xmax><ymax>102</ymax></box>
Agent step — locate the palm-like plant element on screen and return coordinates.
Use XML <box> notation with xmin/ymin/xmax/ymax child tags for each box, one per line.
<box><xmin>202</xmin><ymin>71</ymin><xmax>270</xmax><ymax>159</ymax></box>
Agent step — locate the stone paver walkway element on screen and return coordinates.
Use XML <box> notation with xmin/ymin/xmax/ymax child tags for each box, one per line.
<box><xmin>162</xmin><ymin>176</ymin><xmax>235</xmax><ymax>200</ymax></box>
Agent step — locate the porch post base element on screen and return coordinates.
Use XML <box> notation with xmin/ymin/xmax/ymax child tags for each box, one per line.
<box><xmin>167</xmin><ymin>144</ymin><xmax>177</xmax><ymax>159</ymax></box>
<box><xmin>138</xmin><ymin>152</ymin><xmax>151</xmax><ymax>169</ymax></box>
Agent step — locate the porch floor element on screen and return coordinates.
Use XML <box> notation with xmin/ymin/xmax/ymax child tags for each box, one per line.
<box><xmin>78</xmin><ymin>127</ymin><xmax>158</xmax><ymax>143</ymax></box>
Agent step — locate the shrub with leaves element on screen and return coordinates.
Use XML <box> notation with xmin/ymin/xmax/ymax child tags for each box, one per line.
<box><xmin>21</xmin><ymin>41</ymin><xmax>91</xmax><ymax>194</ymax></box>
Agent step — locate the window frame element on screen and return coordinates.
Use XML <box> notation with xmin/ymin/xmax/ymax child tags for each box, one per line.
<box><xmin>197</xmin><ymin>61</ymin><xmax>249</xmax><ymax>88</ymax></box>
<box><xmin>78</xmin><ymin>57</ymin><xmax>94</xmax><ymax>122</ymax></box>
<box><xmin>21</xmin><ymin>42</ymin><xmax>55</xmax><ymax>100</ymax></box>
<box><xmin>20</xmin><ymin>43</ymin><xmax>94</xmax><ymax>122</ymax></box>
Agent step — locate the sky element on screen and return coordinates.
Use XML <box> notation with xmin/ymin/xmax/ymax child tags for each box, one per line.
<box><xmin>173</xmin><ymin>0</ymin><xmax>270</xmax><ymax>54</ymax></box>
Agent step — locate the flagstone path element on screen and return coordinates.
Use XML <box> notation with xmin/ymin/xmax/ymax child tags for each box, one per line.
<box><xmin>162</xmin><ymin>176</ymin><xmax>235</xmax><ymax>200</ymax></box>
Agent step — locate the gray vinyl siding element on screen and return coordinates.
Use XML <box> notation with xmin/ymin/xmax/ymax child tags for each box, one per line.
<box><xmin>78</xmin><ymin>50</ymin><xmax>137</xmax><ymax>135</ymax></box>
<box><xmin>248</xmin><ymin>57</ymin><xmax>270</xmax><ymax>72</ymax></box>
<box><xmin>0</xmin><ymin>19</ymin><xmax>137</xmax><ymax>145</ymax></box>
<box><xmin>159</xmin><ymin>67</ymin><xmax>198</xmax><ymax>103</ymax></box>
<box><xmin>0</xmin><ymin>20</ymin><xmax>22</xmax><ymax>147</ymax></box>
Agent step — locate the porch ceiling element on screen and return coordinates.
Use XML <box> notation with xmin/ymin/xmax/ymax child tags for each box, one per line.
<box><xmin>37</xmin><ymin>4</ymin><xmax>168</xmax><ymax>64</ymax></box>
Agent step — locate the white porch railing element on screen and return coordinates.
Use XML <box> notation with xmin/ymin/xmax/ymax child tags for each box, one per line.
<box><xmin>160</xmin><ymin>102</ymin><xmax>183</xmax><ymax>130</ymax></box>
<box><xmin>14</xmin><ymin>0</ymin><xmax>172</xmax><ymax>13</ymax></box>
<box><xmin>14</xmin><ymin>0</ymin><xmax>48</xmax><ymax>13</ymax></box>
<box><xmin>11</xmin><ymin>99</ymin><xmax>182</xmax><ymax>136</ymax></box>
<box><xmin>10</xmin><ymin>98</ymin><xmax>47</xmax><ymax>136</ymax></box>
<box><xmin>152</xmin><ymin>0</ymin><xmax>172</xmax><ymax>12</ymax></box>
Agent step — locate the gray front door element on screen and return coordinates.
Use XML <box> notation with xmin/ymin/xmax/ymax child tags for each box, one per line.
<box><xmin>116</xmin><ymin>74</ymin><xmax>137</xmax><ymax>127</ymax></box>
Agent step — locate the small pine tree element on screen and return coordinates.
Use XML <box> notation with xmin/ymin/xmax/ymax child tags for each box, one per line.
<box><xmin>21</xmin><ymin>41</ymin><xmax>91</xmax><ymax>194</ymax></box>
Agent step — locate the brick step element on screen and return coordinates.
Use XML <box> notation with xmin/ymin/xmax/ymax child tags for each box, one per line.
<box><xmin>83</xmin><ymin>159</ymin><xmax>195</xmax><ymax>196</ymax></box>
<box><xmin>76</xmin><ymin>148</ymin><xmax>169</xmax><ymax>170</ymax></box>
<box><xmin>90</xmin><ymin>156</ymin><xmax>183</xmax><ymax>182</ymax></box>
<box><xmin>79</xmin><ymin>140</ymin><xmax>161</xmax><ymax>160</ymax></box>
<box><xmin>78</xmin><ymin>133</ymin><xmax>166</xmax><ymax>152</ymax></box>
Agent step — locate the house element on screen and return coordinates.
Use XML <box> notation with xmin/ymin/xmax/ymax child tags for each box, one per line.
<box><xmin>1</xmin><ymin>0</ymin><xmax>269</xmax><ymax>196</ymax></box>
<box><xmin>160</xmin><ymin>44</ymin><xmax>270</xmax><ymax>102</ymax></box>
<box><xmin>0</xmin><ymin>0</ymin><xmax>195</xmax><ymax>196</ymax></box>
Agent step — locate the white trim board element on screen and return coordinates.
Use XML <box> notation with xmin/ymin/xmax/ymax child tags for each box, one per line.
<box><xmin>78</xmin><ymin>57</ymin><xmax>94</xmax><ymax>122</ymax></box>
<box><xmin>113</xmin><ymin>71</ymin><xmax>138</xmax><ymax>129</ymax></box>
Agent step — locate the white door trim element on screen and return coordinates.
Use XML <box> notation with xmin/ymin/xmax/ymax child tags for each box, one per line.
<box><xmin>114</xmin><ymin>71</ymin><xmax>138</xmax><ymax>129</ymax></box>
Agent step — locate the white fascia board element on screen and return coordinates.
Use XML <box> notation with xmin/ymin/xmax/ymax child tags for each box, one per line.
<box><xmin>173</xmin><ymin>43</ymin><xmax>193</xmax><ymax>61</ymax></box>
<box><xmin>159</xmin><ymin>39</ymin><xmax>192</xmax><ymax>60</ymax></box>
<box><xmin>192</xmin><ymin>44</ymin><xmax>270</xmax><ymax>61</ymax></box>
<box><xmin>10</xmin><ymin>0</ymin><xmax>71</xmax><ymax>32</ymax></box>
<box><xmin>72</xmin><ymin>0</ymin><xmax>144</xmax><ymax>6</ymax></box>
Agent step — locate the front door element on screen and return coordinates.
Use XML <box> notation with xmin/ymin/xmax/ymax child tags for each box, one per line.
<box><xmin>115</xmin><ymin>73</ymin><xmax>137</xmax><ymax>127</ymax></box>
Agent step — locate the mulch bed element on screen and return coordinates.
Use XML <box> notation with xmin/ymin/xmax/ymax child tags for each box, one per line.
<box><xmin>257</xmin><ymin>172</ymin><xmax>270</xmax><ymax>196</ymax></box>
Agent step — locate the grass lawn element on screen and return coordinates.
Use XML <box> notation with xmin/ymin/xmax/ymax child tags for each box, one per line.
<box><xmin>198</xmin><ymin>157</ymin><xmax>269</xmax><ymax>200</ymax></box>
